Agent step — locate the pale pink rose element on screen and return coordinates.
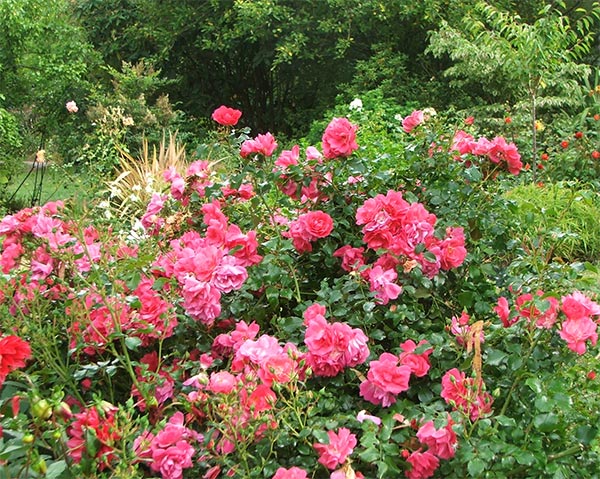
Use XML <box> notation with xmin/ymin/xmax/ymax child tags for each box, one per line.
<box><xmin>208</xmin><ymin>371</ymin><xmax>237</xmax><ymax>394</ymax></box>
<box><xmin>321</xmin><ymin>117</ymin><xmax>358</xmax><ymax>159</ymax></box>
<box><xmin>471</xmin><ymin>137</ymin><xmax>493</xmax><ymax>156</ymax></box>
<box><xmin>211</xmin><ymin>105</ymin><xmax>242</xmax><ymax>126</ymax></box>
<box><xmin>368</xmin><ymin>266</ymin><xmax>402</xmax><ymax>305</ymax></box>
<box><xmin>559</xmin><ymin>317</ymin><xmax>598</xmax><ymax>354</ymax></box>
<box><xmin>402</xmin><ymin>110</ymin><xmax>424</xmax><ymax>133</ymax></box>
<box><xmin>356</xmin><ymin>410</ymin><xmax>381</xmax><ymax>426</ymax></box>
<box><xmin>66</xmin><ymin>100</ymin><xmax>78</xmax><ymax>113</ymax></box>
<box><xmin>212</xmin><ymin>257</ymin><xmax>248</xmax><ymax>293</ymax></box>
<box><xmin>313</xmin><ymin>427</ymin><xmax>357</xmax><ymax>470</ymax></box>
<box><xmin>306</xmin><ymin>145</ymin><xmax>323</xmax><ymax>161</ymax></box>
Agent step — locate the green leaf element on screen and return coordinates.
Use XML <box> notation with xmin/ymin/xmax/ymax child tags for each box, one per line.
<box><xmin>495</xmin><ymin>415</ymin><xmax>516</xmax><ymax>427</ymax></box>
<box><xmin>467</xmin><ymin>458</ymin><xmax>486</xmax><ymax>477</ymax></box>
<box><xmin>533</xmin><ymin>413</ymin><xmax>559</xmax><ymax>432</ymax></box>
<box><xmin>124</xmin><ymin>336</ymin><xmax>142</xmax><ymax>351</ymax></box>
<box><xmin>575</xmin><ymin>425</ymin><xmax>598</xmax><ymax>445</ymax></box>
<box><xmin>525</xmin><ymin>377</ymin><xmax>543</xmax><ymax>394</ymax></box>
<box><xmin>514</xmin><ymin>450</ymin><xmax>536</xmax><ymax>465</ymax></box>
<box><xmin>359</xmin><ymin>447</ymin><xmax>379</xmax><ymax>463</ymax></box>
<box><xmin>125</xmin><ymin>271</ymin><xmax>141</xmax><ymax>290</ymax></box>
<box><xmin>534</xmin><ymin>395</ymin><xmax>553</xmax><ymax>413</ymax></box>
<box><xmin>486</xmin><ymin>349</ymin><xmax>507</xmax><ymax>366</ymax></box>
<box><xmin>45</xmin><ymin>460</ymin><xmax>67</xmax><ymax>479</ymax></box>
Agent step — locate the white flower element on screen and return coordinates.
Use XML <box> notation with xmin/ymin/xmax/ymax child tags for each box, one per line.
<box><xmin>349</xmin><ymin>98</ymin><xmax>363</xmax><ymax>111</ymax></box>
<box><xmin>423</xmin><ymin>107</ymin><xmax>437</xmax><ymax>119</ymax></box>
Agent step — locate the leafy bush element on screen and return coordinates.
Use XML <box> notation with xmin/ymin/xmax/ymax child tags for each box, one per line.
<box><xmin>0</xmin><ymin>106</ymin><xmax>599</xmax><ymax>479</ymax></box>
<box><xmin>0</xmin><ymin>106</ymin><xmax>23</xmax><ymax>202</ymax></box>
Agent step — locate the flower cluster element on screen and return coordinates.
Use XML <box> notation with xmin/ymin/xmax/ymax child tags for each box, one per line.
<box><xmin>334</xmin><ymin>190</ymin><xmax>466</xmax><ymax>304</ymax></box>
<box><xmin>451</xmin><ymin>130</ymin><xmax>523</xmax><ymax>175</ymax></box>
<box><xmin>494</xmin><ymin>289</ymin><xmax>600</xmax><ymax>354</ymax></box>
<box><xmin>359</xmin><ymin>339</ymin><xmax>432</xmax><ymax>407</ymax></box>
<box><xmin>303</xmin><ymin>303</ymin><xmax>369</xmax><ymax>377</ymax></box>
<box><xmin>135</xmin><ymin>412</ymin><xmax>199</xmax><ymax>479</ymax></box>
<box><xmin>67</xmin><ymin>403</ymin><xmax>122</xmax><ymax>470</ymax></box>
<box><xmin>441</xmin><ymin>368</ymin><xmax>493</xmax><ymax>421</ymax></box>
<box><xmin>149</xmin><ymin>199</ymin><xmax>262</xmax><ymax>326</ymax></box>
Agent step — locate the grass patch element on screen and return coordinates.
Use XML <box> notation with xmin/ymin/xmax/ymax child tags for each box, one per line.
<box><xmin>505</xmin><ymin>183</ymin><xmax>600</xmax><ymax>262</ymax></box>
<box><xmin>3</xmin><ymin>162</ymin><xmax>86</xmax><ymax>212</ymax></box>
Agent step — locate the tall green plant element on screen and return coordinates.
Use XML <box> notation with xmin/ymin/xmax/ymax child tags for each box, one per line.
<box><xmin>428</xmin><ymin>1</ymin><xmax>600</xmax><ymax>177</ymax></box>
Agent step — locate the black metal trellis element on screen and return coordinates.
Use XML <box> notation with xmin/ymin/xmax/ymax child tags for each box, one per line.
<box><xmin>7</xmin><ymin>140</ymin><xmax>47</xmax><ymax>209</ymax></box>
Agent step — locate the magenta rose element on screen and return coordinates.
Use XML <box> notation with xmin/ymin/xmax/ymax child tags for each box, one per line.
<box><xmin>322</xmin><ymin>117</ymin><xmax>358</xmax><ymax>159</ymax></box>
<box><xmin>211</xmin><ymin>105</ymin><xmax>242</xmax><ymax>126</ymax></box>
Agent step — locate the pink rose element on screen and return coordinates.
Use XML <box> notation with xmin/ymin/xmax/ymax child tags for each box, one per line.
<box><xmin>272</xmin><ymin>467</ymin><xmax>309</xmax><ymax>479</ymax></box>
<box><xmin>151</xmin><ymin>440</ymin><xmax>195</xmax><ymax>479</ymax></box>
<box><xmin>66</xmin><ymin>100</ymin><xmax>79</xmax><ymax>113</ymax></box>
<box><xmin>321</xmin><ymin>117</ymin><xmax>358</xmax><ymax>159</ymax></box>
<box><xmin>561</xmin><ymin>291</ymin><xmax>600</xmax><ymax>320</ymax></box>
<box><xmin>416</xmin><ymin>419</ymin><xmax>457</xmax><ymax>460</ymax></box>
<box><xmin>359</xmin><ymin>352</ymin><xmax>411</xmax><ymax>407</ymax></box>
<box><xmin>240</xmin><ymin>132</ymin><xmax>278</xmax><ymax>157</ymax></box>
<box><xmin>313</xmin><ymin>427</ymin><xmax>357</xmax><ymax>470</ymax></box>
<box><xmin>405</xmin><ymin>450</ymin><xmax>440</xmax><ymax>479</ymax></box>
<box><xmin>398</xmin><ymin>339</ymin><xmax>432</xmax><ymax>378</ymax></box>
<box><xmin>211</xmin><ymin>105</ymin><xmax>242</xmax><ymax>126</ymax></box>
<box><xmin>301</xmin><ymin>211</ymin><xmax>334</xmax><ymax>239</ymax></box>
<box><xmin>402</xmin><ymin>110</ymin><xmax>424</xmax><ymax>133</ymax></box>
<box><xmin>208</xmin><ymin>371</ymin><xmax>237</xmax><ymax>394</ymax></box>
<box><xmin>558</xmin><ymin>317</ymin><xmax>598</xmax><ymax>354</ymax></box>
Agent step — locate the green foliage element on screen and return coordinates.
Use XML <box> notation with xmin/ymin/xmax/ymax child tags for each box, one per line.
<box><xmin>505</xmin><ymin>182</ymin><xmax>600</xmax><ymax>262</ymax></box>
<box><xmin>427</xmin><ymin>0</ymin><xmax>600</xmax><ymax>171</ymax></box>
<box><xmin>0</xmin><ymin>107</ymin><xmax>23</xmax><ymax>200</ymax></box>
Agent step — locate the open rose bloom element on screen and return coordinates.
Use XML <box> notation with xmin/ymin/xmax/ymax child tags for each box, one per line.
<box><xmin>211</xmin><ymin>105</ymin><xmax>242</xmax><ymax>126</ymax></box>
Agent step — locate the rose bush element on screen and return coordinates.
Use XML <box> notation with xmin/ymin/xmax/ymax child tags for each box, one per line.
<box><xmin>0</xmin><ymin>106</ymin><xmax>599</xmax><ymax>479</ymax></box>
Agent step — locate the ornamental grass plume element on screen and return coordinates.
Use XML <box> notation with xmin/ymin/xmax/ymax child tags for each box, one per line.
<box><xmin>107</xmin><ymin>133</ymin><xmax>188</xmax><ymax>218</ymax></box>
